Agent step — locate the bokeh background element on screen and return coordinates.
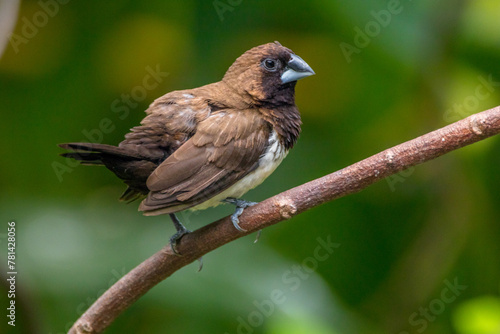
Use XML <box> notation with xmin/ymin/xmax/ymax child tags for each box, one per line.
<box><xmin>1</xmin><ymin>0</ymin><xmax>500</xmax><ymax>333</ymax></box>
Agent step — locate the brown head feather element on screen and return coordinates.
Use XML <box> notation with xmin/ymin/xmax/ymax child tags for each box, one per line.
<box><xmin>221</xmin><ymin>42</ymin><xmax>302</xmax><ymax>149</ymax></box>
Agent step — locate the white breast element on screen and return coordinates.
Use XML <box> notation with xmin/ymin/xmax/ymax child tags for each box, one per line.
<box><xmin>191</xmin><ymin>130</ymin><xmax>288</xmax><ymax>211</ymax></box>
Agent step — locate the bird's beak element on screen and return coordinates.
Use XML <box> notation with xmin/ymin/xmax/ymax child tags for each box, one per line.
<box><xmin>281</xmin><ymin>54</ymin><xmax>315</xmax><ymax>84</ymax></box>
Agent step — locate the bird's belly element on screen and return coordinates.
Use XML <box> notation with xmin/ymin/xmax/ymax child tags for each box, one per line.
<box><xmin>191</xmin><ymin>131</ymin><xmax>288</xmax><ymax>211</ymax></box>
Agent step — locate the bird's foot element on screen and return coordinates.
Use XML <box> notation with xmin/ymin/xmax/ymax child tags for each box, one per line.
<box><xmin>223</xmin><ymin>198</ymin><xmax>258</xmax><ymax>232</ymax></box>
<box><xmin>169</xmin><ymin>213</ymin><xmax>192</xmax><ymax>255</ymax></box>
<box><xmin>169</xmin><ymin>214</ymin><xmax>203</xmax><ymax>271</ymax></box>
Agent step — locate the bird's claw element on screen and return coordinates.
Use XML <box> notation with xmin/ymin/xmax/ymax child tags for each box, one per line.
<box><xmin>169</xmin><ymin>227</ymin><xmax>192</xmax><ymax>255</ymax></box>
<box><xmin>254</xmin><ymin>230</ymin><xmax>262</xmax><ymax>243</ymax></box>
<box><xmin>231</xmin><ymin>207</ymin><xmax>247</xmax><ymax>232</ymax></box>
<box><xmin>168</xmin><ymin>214</ymin><xmax>204</xmax><ymax>271</ymax></box>
<box><xmin>224</xmin><ymin>198</ymin><xmax>257</xmax><ymax>232</ymax></box>
<box><xmin>169</xmin><ymin>213</ymin><xmax>191</xmax><ymax>255</ymax></box>
<box><xmin>196</xmin><ymin>257</ymin><xmax>203</xmax><ymax>272</ymax></box>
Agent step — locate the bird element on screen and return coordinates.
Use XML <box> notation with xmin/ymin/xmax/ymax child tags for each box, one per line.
<box><xmin>59</xmin><ymin>41</ymin><xmax>314</xmax><ymax>252</ymax></box>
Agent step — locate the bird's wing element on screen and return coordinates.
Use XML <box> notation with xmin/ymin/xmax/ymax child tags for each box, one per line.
<box><xmin>139</xmin><ymin>110</ymin><xmax>270</xmax><ymax>213</ymax></box>
<box><xmin>118</xmin><ymin>89</ymin><xmax>213</xmax><ymax>159</ymax></box>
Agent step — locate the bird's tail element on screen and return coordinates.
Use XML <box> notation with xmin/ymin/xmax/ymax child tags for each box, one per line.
<box><xmin>58</xmin><ymin>142</ymin><xmax>157</xmax><ymax>202</ymax></box>
<box><xmin>58</xmin><ymin>143</ymin><xmax>142</xmax><ymax>165</ymax></box>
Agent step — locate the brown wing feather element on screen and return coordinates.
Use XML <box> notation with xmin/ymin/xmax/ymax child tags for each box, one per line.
<box><xmin>139</xmin><ymin>110</ymin><xmax>270</xmax><ymax>214</ymax></box>
<box><xmin>118</xmin><ymin>88</ymin><xmax>212</xmax><ymax>159</ymax></box>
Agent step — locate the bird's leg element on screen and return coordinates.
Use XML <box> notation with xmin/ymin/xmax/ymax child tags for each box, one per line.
<box><xmin>169</xmin><ymin>214</ymin><xmax>203</xmax><ymax>270</ymax></box>
<box><xmin>169</xmin><ymin>213</ymin><xmax>191</xmax><ymax>255</ymax></box>
<box><xmin>223</xmin><ymin>198</ymin><xmax>258</xmax><ymax>232</ymax></box>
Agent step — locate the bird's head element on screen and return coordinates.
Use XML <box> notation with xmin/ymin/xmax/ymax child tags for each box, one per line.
<box><xmin>222</xmin><ymin>41</ymin><xmax>315</xmax><ymax>106</ymax></box>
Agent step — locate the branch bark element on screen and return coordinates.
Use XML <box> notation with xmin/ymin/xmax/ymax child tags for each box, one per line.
<box><xmin>68</xmin><ymin>105</ymin><xmax>500</xmax><ymax>334</ymax></box>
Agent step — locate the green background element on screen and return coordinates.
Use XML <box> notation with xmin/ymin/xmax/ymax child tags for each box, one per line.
<box><xmin>1</xmin><ymin>0</ymin><xmax>500</xmax><ymax>333</ymax></box>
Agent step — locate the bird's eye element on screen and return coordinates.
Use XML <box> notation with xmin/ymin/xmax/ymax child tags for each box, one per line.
<box><xmin>262</xmin><ymin>58</ymin><xmax>278</xmax><ymax>72</ymax></box>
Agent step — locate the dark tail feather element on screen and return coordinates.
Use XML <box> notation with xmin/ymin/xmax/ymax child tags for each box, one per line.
<box><xmin>60</xmin><ymin>152</ymin><xmax>104</xmax><ymax>165</ymax></box>
<box><xmin>59</xmin><ymin>142</ymin><xmax>157</xmax><ymax>202</ymax></box>
<box><xmin>58</xmin><ymin>143</ymin><xmax>144</xmax><ymax>164</ymax></box>
<box><xmin>119</xmin><ymin>187</ymin><xmax>146</xmax><ymax>203</ymax></box>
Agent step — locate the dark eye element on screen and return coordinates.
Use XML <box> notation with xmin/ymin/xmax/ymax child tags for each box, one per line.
<box><xmin>262</xmin><ymin>58</ymin><xmax>278</xmax><ymax>72</ymax></box>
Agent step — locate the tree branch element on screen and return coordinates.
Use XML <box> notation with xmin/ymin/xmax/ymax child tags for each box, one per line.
<box><xmin>68</xmin><ymin>106</ymin><xmax>500</xmax><ymax>334</ymax></box>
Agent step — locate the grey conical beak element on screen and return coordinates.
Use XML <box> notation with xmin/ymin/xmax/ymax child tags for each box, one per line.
<box><xmin>281</xmin><ymin>54</ymin><xmax>315</xmax><ymax>84</ymax></box>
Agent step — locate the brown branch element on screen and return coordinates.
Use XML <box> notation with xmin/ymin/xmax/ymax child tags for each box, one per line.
<box><xmin>68</xmin><ymin>105</ymin><xmax>500</xmax><ymax>334</ymax></box>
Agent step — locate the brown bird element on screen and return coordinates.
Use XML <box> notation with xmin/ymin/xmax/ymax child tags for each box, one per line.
<box><xmin>59</xmin><ymin>41</ymin><xmax>314</xmax><ymax>250</ymax></box>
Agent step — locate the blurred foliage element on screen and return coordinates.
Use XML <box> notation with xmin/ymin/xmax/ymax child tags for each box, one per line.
<box><xmin>1</xmin><ymin>0</ymin><xmax>500</xmax><ymax>333</ymax></box>
<box><xmin>452</xmin><ymin>296</ymin><xmax>500</xmax><ymax>334</ymax></box>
